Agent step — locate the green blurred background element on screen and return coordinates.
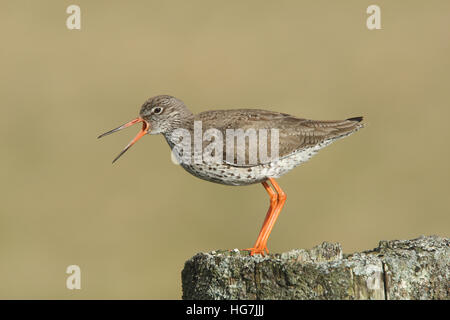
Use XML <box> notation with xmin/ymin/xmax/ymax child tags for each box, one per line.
<box><xmin>0</xmin><ymin>0</ymin><xmax>449</xmax><ymax>299</ymax></box>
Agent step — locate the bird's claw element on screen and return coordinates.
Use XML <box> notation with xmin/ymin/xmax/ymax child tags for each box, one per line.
<box><xmin>242</xmin><ymin>245</ymin><xmax>269</xmax><ymax>256</ymax></box>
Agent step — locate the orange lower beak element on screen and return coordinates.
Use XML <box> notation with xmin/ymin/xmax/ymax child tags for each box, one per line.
<box><xmin>98</xmin><ymin>117</ymin><xmax>150</xmax><ymax>163</ymax></box>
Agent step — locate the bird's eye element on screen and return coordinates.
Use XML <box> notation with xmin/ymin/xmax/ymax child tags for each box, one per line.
<box><xmin>153</xmin><ymin>107</ymin><xmax>163</xmax><ymax>114</ymax></box>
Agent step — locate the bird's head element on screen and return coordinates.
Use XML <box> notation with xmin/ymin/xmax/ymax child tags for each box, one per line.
<box><xmin>139</xmin><ymin>95</ymin><xmax>192</xmax><ymax>135</ymax></box>
<box><xmin>98</xmin><ymin>95</ymin><xmax>193</xmax><ymax>163</ymax></box>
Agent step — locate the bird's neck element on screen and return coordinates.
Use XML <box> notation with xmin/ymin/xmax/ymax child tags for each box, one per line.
<box><xmin>162</xmin><ymin>114</ymin><xmax>195</xmax><ymax>149</ymax></box>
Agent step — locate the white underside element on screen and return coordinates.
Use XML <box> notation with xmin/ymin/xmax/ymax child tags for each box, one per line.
<box><xmin>166</xmin><ymin>128</ymin><xmax>359</xmax><ymax>186</ymax></box>
<box><xmin>177</xmin><ymin>138</ymin><xmax>335</xmax><ymax>186</ymax></box>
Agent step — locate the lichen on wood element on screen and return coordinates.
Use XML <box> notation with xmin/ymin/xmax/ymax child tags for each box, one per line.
<box><xmin>181</xmin><ymin>235</ymin><xmax>449</xmax><ymax>300</ymax></box>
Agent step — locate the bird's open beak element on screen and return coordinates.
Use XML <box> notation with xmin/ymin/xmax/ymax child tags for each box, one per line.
<box><xmin>98</xmin><ymin>117</ymin><xmax>150</xmax><ymax>163</ymax></box>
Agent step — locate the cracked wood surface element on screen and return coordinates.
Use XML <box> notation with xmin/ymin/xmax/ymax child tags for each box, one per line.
<box><xmin>181</xmin><ymin>235</ymin><xmax>449</xmax><ymax>300</ymax></box>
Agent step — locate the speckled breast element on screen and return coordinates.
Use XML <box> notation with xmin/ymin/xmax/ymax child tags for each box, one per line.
<box><xmin>171</xmin><ymin>139</ymin><xmax>334</xmax><ymax>186</ymax></box>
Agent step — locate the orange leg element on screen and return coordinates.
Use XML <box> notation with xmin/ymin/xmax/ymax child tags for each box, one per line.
<box><xmin>243</xmin><ymin>182</ymin><xmax>276</xmax><ymax>255</ymax></box>
<box><xmin>245</xmin><ymin>181</ymin><xmax>278</xmax><ymax>254</ymax></box>
<box><xmin>258</xmin><ymin>178</ymin><xmax>287</xmax><ymax>252</ymax></box>
<box><xmin>244</xmin><ymin>178</ymin><xmax>286</xmax><ymax>256</ymax></box>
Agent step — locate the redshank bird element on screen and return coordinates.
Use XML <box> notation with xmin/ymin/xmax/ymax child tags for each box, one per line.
<box><xmin>98</xmin><ymin>95</ymin><xmax>364</xmax><ymax>255</ymax></box>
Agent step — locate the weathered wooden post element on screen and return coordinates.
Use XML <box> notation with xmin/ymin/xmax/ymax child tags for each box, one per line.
<box><xmin>182</xmin><ymin>235</ymin><xmax>449</xmax><ymax>299</ymax></box>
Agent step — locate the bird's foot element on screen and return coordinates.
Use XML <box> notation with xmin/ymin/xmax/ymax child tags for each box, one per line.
<box><xmin>242</xmin><ymin>245</ymin><xmax>269</xmax><ymax>256</ymax></box>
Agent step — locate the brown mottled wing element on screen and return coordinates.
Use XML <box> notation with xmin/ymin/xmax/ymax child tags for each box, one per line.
<box><xmin>196</xmin><ymin>109</ymin><xmax>363</xmax><ymax>166</ymax></box>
